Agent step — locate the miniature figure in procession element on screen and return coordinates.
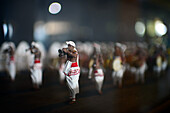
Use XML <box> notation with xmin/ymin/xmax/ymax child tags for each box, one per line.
<box><xmin>133</xmin><ymin>46</ymin><xmax>148</xmax><ymax>83</ymax></box>
<box><xmin>93</xmin><ymin>53</ymin><xmax>104</xmax><ymax>94</ymax></box>
<box><xmin>26</xmin><ymin>42</ymin><xmax>42</xmax><ymax>89</ymax></box>
<box><xmin>153</xmin><ymin>45</ymin><xmax>168</xmax><ymax>76</ymax></box>
<box><xmin>88</xmin><ymin>43</ymin><xmax>104</xmax><ymax>94</ymax></box>
<box><xmin>3</xmin><ymin>42</ymin><xmax>16</xmax><ymax>81</ymax></box>
<box><xmin>58</xmin><ymin>41</ymin><xmax>80</xmax><ymax>104</ymax></box>
<box><xmin>88</xmin><ymin>43</ymin><xmax>101</xmax><ymax>79</ymax></box>
<box><xmin>112</xmin><ymin>43</ymin><xmax>126</xmax><ymax>88</ymax></box>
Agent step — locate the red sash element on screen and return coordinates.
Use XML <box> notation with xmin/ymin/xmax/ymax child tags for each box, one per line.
<box><xmin>71</xmin><ymin>62</ymin><xmax>78</xmax><ymax>67</ymax></box>
<box><xmin>94</xmin><ymin>70</ymin><xmax>104</xmax><ymax>77</ymax></box>
<box><xmin>10</xmin><ymin>56</ymin><xmax>14</xmax><ymax>61</ymax></box>
<box><xmin>34</xmin><ymin>60</ymin><xmax>40</xmax><ymax>63</ymax></box>
<box><xmin>67</xmin><ymin>62</ymin><xmax>80</xmax><ymax>76</ymax></box>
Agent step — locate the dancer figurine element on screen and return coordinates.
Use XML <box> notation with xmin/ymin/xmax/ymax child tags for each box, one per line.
<box><xmin>58</xmin><ymin>41</ymin><xmax>80</xmax><ymax>104</ymax></box>
<box><xmin>26</xmin><ymin>42</ymin><xmax>43</xmax><ymax>89</ymax></box>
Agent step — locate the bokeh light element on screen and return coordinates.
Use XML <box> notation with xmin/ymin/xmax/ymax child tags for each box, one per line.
<box><xmin>8</xmin><ymin>23</ymin><xmax>13</xmax><ymax>39</ymax></box>
<box><xmin>146</xmin><ymin>20</ymin><xmax>155</xmax><ymax>37</ymax></box>
<box><xmin>3</xmin><ymin>23</ymin><xmax>8</xmax><ymax>38</ymax></box>
<box><xmin>48</xmin><ymin>2</ymin><xmax>61</xmax><ymax>14</ymax></box>
<box><xmin>155</xmin><ymin>20</ymin><xmax>167</xmax><ymax>37</ymax></box>
<box><xmin>135</xmin><ymin>21</ymin><xmax>145</xmax><ymax>37</ymax></box>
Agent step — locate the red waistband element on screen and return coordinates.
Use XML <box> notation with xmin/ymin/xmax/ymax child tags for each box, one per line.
<box><xmin>94</xmin><ymin>70</ymin><xmax>98</xmax><ymax>73</ymax></box>
<box><xmin>94</xmin><ymin>70</ymin><xmax>104</xmax><ymax>76</ymax></box>
<box><xmin>10</xmin><ymin>56</ymin><xmax>14</xmax><ymax>61</ymax></box>
<box><xmin>71</xmin><ymin>62</ymin><xmax>78</xmax><ymax>67</ymax></box>
<box><xmin>34</xmin><ymin>60</ymin><xmax>40</xmax><ymax>63</ymax></box>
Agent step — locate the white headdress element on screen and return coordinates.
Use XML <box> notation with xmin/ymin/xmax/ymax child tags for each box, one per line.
<box><xmin>66</xmin><ymin>41</ymin><xmax>76</xmax><ymax>47</ymax></box>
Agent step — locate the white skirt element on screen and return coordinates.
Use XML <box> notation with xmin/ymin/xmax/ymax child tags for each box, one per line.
<box><xmin>112</xmin><ymin>66</ymin><xmax>125</xmax><ymax>78</ymax></box>
<box><xmin>8</xmin><ymin>61</ymin><xmax>16</xmax><ymax>80</ymax></box>
<box><xmin>64</xmin><ymin>61</ymin><xmax>80</xmax><ymax>95</ymax></box>
<box><xmin>94</xmin><ymin>69</ymin><xmax>104</xmax><ymax>91</ymax></box>
<box><xmin>30</xmin><ymin>63</ymin><xmax>42</xmax><ymax>85</ymax></box>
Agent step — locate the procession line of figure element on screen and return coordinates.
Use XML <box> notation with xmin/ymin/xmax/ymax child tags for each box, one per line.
<box><xmin>0</xmin><ymin>40</ymin><xmax>169</xmax><ymax>104</ymax></box>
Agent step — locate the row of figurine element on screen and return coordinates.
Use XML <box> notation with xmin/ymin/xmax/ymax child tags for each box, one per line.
<box><xmin>0</xmin><ymin>41</ymin><xmax>169</xmax><ymax>84</ymax></box>
<box><xmin>0</xmin><ymin>41</ymin><xmax>169</xmax><ymax>103</ymax></box>
<box><xmin>0</xmin><ymin>41</ymin><xmax>168</xmax><ymax>71</ymax></box>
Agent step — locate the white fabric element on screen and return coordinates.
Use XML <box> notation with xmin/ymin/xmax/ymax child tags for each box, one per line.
<box><xmin>8</xmin><ymin>61</ymin><xmax>16</xmax><ymax>80</ymax></box>
<box><xmin>135</xmin><ymin>63</ymin><xmax>147</xmax><ymax>75</ymax></box>
<box><xmin>64</xmin><ymin>59</ymin><xmax>80</xmax><ymax>98</ymax></box>
<box><xmin>66</xmin><ymin>41</ymin><xmax>76</xmax><ymax>47</ymax></box>
<box><xmin>94</xmin><ymin>69</ymin><xmax>104</xmax><ymax>91</ymax></box>
<box><xmin>153</xmin><ymin>60</ymin><xmax>168</xmax><ymax>73</ymax></box>
<box><xmin>135</xmin><ymin>63</ymin><xmax>147</xmax><ymax>83</ymax></box>
<box><xmin>66</xmin><ymin>73</ymin><xmax>80</xmax><ymax>98</ymax></box>
<box><xmin>162</xmin><ymin>60</ymin><xmax>168</xmax><ymax>71</ymax></box>
<box><xmin>112</xmin><ymin>66</ymin><xmax>125</xmax><ymax>78</ymax></box>
<box><xmin>88</xmin><ymin>67</ymin><xmax>93</xmax><ymax>79</ymax></box>
<box><xmin>63</xmin><ymin>60</ymin><xmax>72</xmax><ymax>75</ymax></box>
<box><xmin>59</xmin><ymin>63</ymin><xmax>65</xmax><ymax>82</ymax></box>
<box><xmin>30</xmin><ymin>63</ymin><xmax>42</xmax><ymax>85</ymax></box>
<box><xmin>112</xmin><ymin>64</ymin><xmax>125</xmax><ymax>86</ymax></box>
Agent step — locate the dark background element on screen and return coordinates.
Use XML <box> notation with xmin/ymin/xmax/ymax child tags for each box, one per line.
<box><xmin>0</xmin><ymin>0</ymin><xmax>170</xmax><ymax>47</ymax></box>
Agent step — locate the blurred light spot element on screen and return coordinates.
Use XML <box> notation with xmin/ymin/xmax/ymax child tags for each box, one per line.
<box><xmin>49</xmin><ymin>2</ymin><xmax>61</xmax><ymax>14</ymax></box>
<box><xmin>34</xmin><ymin>21</ymin><xmax>47</xmax><ymax>41</ymax></box>
<box><xmin>155</xmin><ymin>20</ymin><xmax>167</xmax><ymax>37</ymax></box>
<box><xmin>135</xmin><ymin>21</ymin><xmax>145</xmax><ymax>37</ymax></box>
<box><xmin>45</xmin><ymin>21</ymin><xmax>70</xmax><ymax>35</ymax></box>
<box><xmin>3</xmin><ymin>23</ymin><xmax>8</xmax><ymax>38</ymax></box>
<box><xmin>146</xmin><ymin>20</ymin><xmax>155</xmax><ymax>37</ymax></box>
<box><xmin>8</xmin><ymin>24</ymin><xmax>13</xmax><ymax>39</ymax></box>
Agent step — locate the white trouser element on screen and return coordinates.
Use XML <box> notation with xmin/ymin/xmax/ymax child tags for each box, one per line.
<box><xmin>8</xmin><ymin>61</ymin><xmax>16</xmax><ymax>80</ymax></box>
<box><xmin>30</xmin><ymin>63</ymin><xmax>42</xmax><ymax>85</ymax></box>
<box><xmin>94</xmin><ymin>69</ymin><xmax>104</xmax><ymax>91</ymax></box>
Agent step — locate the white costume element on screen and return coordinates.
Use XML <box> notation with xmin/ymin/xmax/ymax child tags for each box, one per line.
<box><xmin>153</xmin><ymin>56</ymin><xmax>168</xmax><ymax>74</ymax></box>
<box><xmin>112</xmin><ymin>56</ymin><xmax>125</xmax><ymax>86</ymax></box>
<box><xmin>63</xmin><ymin>41</ymin><xmax>80</xmax><ymax>100</ymax></box>
<box><xmin>7</xmin><ymin>55</ymin><xmax>16</xmax><ymax>81</ymax></box>
<box><xmin>29</xmin><ymin>42</ymin><xmax>43</xmax><ymax>87</ymax></box>
<box><xmin>64</xmin><ymin>59</ymin><xmax>80</xmax><ymax>99</ymax></box>
<box><xmin>5</xmin><ymin>42</ymin><xmax>16</xmax><ymax>81</ymax></box>
<box><xmin>30</xmin><ymin>59</ymin><xmax>42</xmax><ymax>86</ymax></box>
<box><xmin>94</xmin><ymin>68</ymin><xmax>104</xmax><ymax>92</ymax></box>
